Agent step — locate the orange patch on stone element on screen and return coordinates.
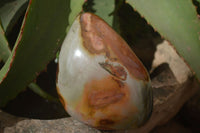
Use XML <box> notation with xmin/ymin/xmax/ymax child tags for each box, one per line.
<box><xmin>80</xmin><ymin>13</ymin><xmax>149</xmax><ymax>81</ymax></box>
<box><xmin>75</xmin><ymin>76</ymin><xmax>138</xmax><ymax>129</ymax></box>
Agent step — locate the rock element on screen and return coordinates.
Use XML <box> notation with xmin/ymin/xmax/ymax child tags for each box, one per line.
<box><xmin>178</xmin><ymin>85</ymin><xmax>200</xmax><ymax>132</ymax></box>
<box><xmin>152</xmin><ymin>119</ymin><xmax>192</xmax><ymax>133</ymax></box>
<box><xmin>122</xmin><ymin>64</ymin><xmax>199</xmax><ymax>133</ymax></box>
<box><xmin>0</xmin><ymin>110</ymin><xmax>24</xmax><ymax>133</ymax></box>
<box><xmin>3</xmin><ymin>116</ymin><xmax>100</xmax><ymax>133</ymax></box>
<box><xmin>152</xmin><ymin>40</ymin><xmax>192</xmax><ymax>83</ymax></box>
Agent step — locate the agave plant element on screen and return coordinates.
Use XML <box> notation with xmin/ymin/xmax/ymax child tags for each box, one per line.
<box><xmin>0</xmin><ymin>0</ymin><xmax>200</xmax><ymax>130</ymax></box>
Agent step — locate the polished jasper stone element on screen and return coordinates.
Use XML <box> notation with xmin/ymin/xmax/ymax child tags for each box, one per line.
<box><xmin>57</xmin><ymin>13</ymin><xmax>152</xmax><ymax>130</ymax></box>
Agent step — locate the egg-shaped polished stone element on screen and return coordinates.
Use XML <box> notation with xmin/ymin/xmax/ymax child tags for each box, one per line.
<box><xmin>57</xmin><ymin>13</ymin><xmax>152</xmax><ymax>130</ymax></box>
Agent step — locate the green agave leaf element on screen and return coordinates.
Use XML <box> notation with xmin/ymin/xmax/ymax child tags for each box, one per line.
<box><xmin>29</xmin><ymin>83</ymin><xmax>58</xmax><ymax>102</ymax></box>
<box><xmin>0</xmin><ymin>23</ymin><xmax>11</xmax><ymax>62</ymax></box>
<box><xmin>0</xmin><ymin>0</ymin><xmax>28</xmax><ymax>33</ymax></box>
<box><xmin>0</xmin><ymin>0</ymin><xmax>84</xmax><ymax>107</ymax></box>
<box><xmin>83</xmin><ymin>0</ymin><xmax>115</xmax><ymax>27</ymax></box>
<box><xmin>127</xmin><ymin>0</ymin><xmax>200</xmax><ymax>81</ymax></box>
<box><xmin>112</xmin><ymin>2</ymin><xmax>158</xmax><ymax>70</ymax></box>
<box><xmin>0</xmin><ymin>0</ymin><xmax>13</xmax><ymax>7</ymax></box>
<box><xmin>66</xmin><ymin>0</ymin><xmax>85</xmax><ymax>33</ymax></box>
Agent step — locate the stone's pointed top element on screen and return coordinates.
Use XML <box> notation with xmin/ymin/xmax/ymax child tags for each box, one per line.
<box><xmin>80</xmin><ymin>12</ymin><xmax>149</xmax><ymax>81</ymax></box>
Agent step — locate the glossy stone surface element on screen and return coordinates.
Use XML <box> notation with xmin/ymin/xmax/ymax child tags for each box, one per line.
<box><xmin>57</xmin><ymin>13</ymin><xmax>152</xmax><ymax>130</ymax></box>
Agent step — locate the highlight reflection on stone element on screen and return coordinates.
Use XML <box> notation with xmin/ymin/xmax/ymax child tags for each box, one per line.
<box><xmin>57</xmin><ymin>13</ymin><xmax>152</xmax><ymax>130</ymax></box>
